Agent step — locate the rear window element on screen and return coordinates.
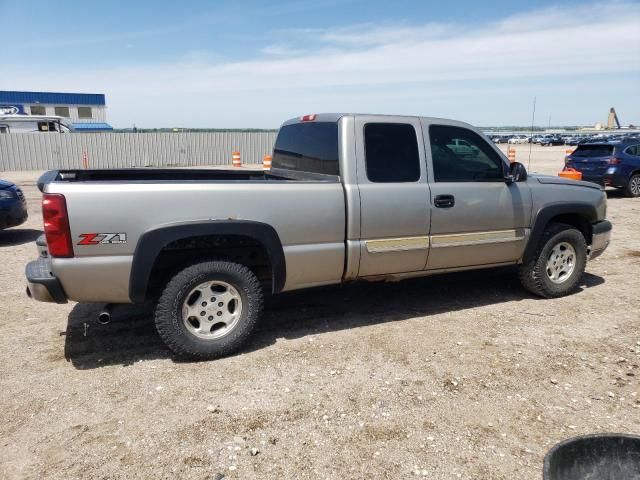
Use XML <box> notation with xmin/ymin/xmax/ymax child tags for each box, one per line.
<box><xmin>572</xmin><ymin>145</ymin><xmax>614</xmax><ymax>158</ymax></box>
<box><xmin>272</xmin><ymin>122</ymin><xmax>339</xmax><ymax>175</ymax></box>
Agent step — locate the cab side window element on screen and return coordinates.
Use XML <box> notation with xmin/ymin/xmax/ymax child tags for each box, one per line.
<box><xmin>429</xmin><ymin>125</ymin><xmax>505</xmax><ymax>182</ymax></box>
<box><xmin>364</xmin><ymin>123</ymin><xmax>420</xmax><ymax>183</ymax></box>
<box><xmin>625</xmin><ymin>145</ymin><xmax>640</xmax><ymax>157</ymax></box>
<box><xmin>37</xmin><ymin>122</ymin><xmax>58</xmax><ymax>132</ymax></box>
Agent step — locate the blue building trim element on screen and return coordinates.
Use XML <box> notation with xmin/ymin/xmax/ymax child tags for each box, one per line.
<box><xmin>72</xmin><ymin>122</ymin><xmax>113</xmax><ymax>131</ymax></box>
<box><xmin>0</xmin><ymin>91</ymin><xmax>106</xmax><ymax>106</ymax></box>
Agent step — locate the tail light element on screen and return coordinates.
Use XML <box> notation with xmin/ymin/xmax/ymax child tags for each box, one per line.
<box><xmin>300</xmin><ymin>114</ymin><xmax>317</xmax><ymax>122</ymax></box>
<box><xmin>42</xmin><ymin>193</ymin><xmax>73</xmax><ymax>257</ymax></box>
<box><xmin>608</xmin><ymin>157</ymin><xmax>621</xmax><ymax>165</ymax></box>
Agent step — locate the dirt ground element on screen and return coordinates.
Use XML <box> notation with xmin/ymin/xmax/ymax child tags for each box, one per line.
<box><xmin>1</xmin><ymin>145</ymin><xmax>638</xmax><ymax>479</ymax></box>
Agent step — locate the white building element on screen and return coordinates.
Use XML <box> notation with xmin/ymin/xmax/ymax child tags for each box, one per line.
<box><xmin>0</xmin><ymin>90</ymin><xmax>112</xmax><ymax>131</ymax></box>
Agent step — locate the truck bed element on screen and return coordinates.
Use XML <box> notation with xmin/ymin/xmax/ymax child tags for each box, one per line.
<box><xmin>38</xmin><ymin>166</ymin><xmax>347</xmax><ymax>302</ymax></box>
<box><xmin>37</xmin><ymin>168</ymin><xmax>338</xmax><ymax>191</ymax></box>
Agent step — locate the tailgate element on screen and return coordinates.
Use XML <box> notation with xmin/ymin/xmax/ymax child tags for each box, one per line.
<box><xmin>568</xmin><ymin>144</ymin><xmax>615</xmax><ymax>177</ymax></box>
<box><xmin>571</xmin><ymin>155</ymin><xmax>611</xmax><ymax>176</ymax></box>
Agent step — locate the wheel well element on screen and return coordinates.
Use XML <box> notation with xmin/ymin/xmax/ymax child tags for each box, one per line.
<box><xmin>546</xmin><ymin>214</ymin><xmax>592</xmax><ymax>244</ymax></box>
<box><xmin>145</xmin><ymin>234</ymin><xmax>273</xmax><ymax>299</ymax></box>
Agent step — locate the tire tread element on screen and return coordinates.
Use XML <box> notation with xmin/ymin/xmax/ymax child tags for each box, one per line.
<box><xmin>624</xmin><ymin>173</ymin><xmax>640</xmax><ymax>198</ymax></box>
<box><xmin>155</xmin><ymin>260</ymin><xmax>263</xmax><ymax>360</ymax></box>
<box><xmin>518</xmin><ymin>223</ymin><xmax>587</xmax><ymax>299</ymax></box>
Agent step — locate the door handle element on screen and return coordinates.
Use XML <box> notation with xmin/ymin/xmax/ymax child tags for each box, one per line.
<box><xmin>434</xmin><ymin>194</ymin><xmax>455</xmax><ymax>208</ymax></box>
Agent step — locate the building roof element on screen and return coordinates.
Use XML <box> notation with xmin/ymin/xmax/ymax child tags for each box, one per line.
<box><xmin>0</xmin><ymin>91</ymin><xmax>106</xmax><ymax>106</ymax></box>
<box><xmin>71</xmin><ymin>122</ymin><xmax>113</xmax><ymax>131</ymax></box>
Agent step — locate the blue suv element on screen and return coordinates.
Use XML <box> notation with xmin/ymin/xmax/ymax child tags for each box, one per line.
<box><xmin>565</xmin><ymin>140</ymin><xmax>640</xmax><ymax>197</ymax></box>
<box><xmin>0</xmin><ymin>179</ymin><xmax>28</xmax><ymax>230</ymax></box>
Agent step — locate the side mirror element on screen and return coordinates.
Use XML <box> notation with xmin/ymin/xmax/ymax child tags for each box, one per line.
<box><xmin>505</xmin><ymin>161</ymin><xmax>528</xmax><ymax>184</ymax></box>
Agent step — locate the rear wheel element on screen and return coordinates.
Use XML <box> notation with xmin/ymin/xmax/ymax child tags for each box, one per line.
<box><xmin>155</xmin><ymin>260</ymin><xmax>263</xmax><ymax>360</ymax></box>
<box><xmin>624</xmin><ymin>173</ymin><xmax>640</xmax><ymax>198</ymax></box>
<box><xmin>518</xmin><ymin>223</ymin><xmax>587</xmax><ymax>298</ymax></box>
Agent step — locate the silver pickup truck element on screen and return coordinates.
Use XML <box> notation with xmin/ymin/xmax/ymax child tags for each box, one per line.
<box><xmin>26</xmin><ymin>114</ymin><xmax>612</xmax><ymax>359</ymax></box>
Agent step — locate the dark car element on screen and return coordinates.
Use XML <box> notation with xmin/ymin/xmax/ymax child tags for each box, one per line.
<box><xmin>541</xmin><ymin>135</ymin><xmax>564</xmax><ymax>146</ymax></box>
<box><xmin>567</xmin><ymin>136</ymin><xmax>587</xmax><ymax>146</ymax></box>
<box><xmin>565</xmin><ymin>141</ymin><xmax>640</xmax><ymax>197</ymax></box>
<box><xmin>0</xmin><ymin>180</ymin><xmax>28</xmax><ymax>229</ymax></box>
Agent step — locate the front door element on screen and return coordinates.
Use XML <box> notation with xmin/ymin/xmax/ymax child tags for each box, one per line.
<box><xmin>423</xmin><ymin>121</ymin><xmax>532</xmax><ymax>270</ymax></box>
<box><xmin>356</xmin><ymin>116</ymin><xmax>432</xmax><ymax>277</ymax></box>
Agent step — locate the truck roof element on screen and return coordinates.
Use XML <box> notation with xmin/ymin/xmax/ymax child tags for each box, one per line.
<box><xmin>281</xmin><ymin>113</ymin><xmax>475</xmax><ymax>129</ymax></box>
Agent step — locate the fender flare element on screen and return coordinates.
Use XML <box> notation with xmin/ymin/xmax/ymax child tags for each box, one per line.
<box><xmin>128</xmin><ymin>220</ymin><xmax>286</xmax><ymax>303</ymax></box>
<box><xmin>522</xmin><ymin>202</ymin><xmax>598</xmax><ymax>264</ymax></box>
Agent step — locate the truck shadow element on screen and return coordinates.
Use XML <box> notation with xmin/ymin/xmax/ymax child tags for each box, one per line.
<box><xmin>0</xmin><ymin>228</ymin><xmax>41</xmax><ymax>247</ymax></box>
<box><xmin>63</xmin><ymin>268</ymin><xmax>604</xmax><ymax>369</ymax></box>
<box><xmin>249</xmin><ymin>268</ymin><xmax>604</xmax><ymax>353</ymax></box>
<box><xmin>64</xmin><ymin>302</ymin><xmax>162</xmax><ymax>369</ymax></box>
<box><xmin>605</xmin><ymin>189</ymin><xmax>628</xmax><ymax>200</ymax></box>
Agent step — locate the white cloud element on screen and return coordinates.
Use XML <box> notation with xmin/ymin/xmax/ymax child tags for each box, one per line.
<box><xmin>280</xmin><ymin>23</ymin><xmax>457</xmax><ymax>48</ymax></box>
<box><xmin>2</xmin><ymin>1</ymin><xmax>639</xmax><ymax>127</ymax></box>
<box><xmin>261</xmin><ymin>44</ymin><xmax>308</xmax><ymax>56</ymax></box>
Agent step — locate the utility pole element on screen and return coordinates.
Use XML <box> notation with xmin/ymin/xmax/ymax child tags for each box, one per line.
<box><xmin>528</xmin><ymin>96</ymin><xmax>536</xmax><ymax>169</ymax></box>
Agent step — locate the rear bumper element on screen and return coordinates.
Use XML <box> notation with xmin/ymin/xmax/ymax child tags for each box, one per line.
<box><xmin>603</xmin><ymin>171</ymin><xmax>628</xmax><ymax>188</ymax></box>
<box><xmin>589</xmin><ymin>220</ymin><xmax>611</xmax><ymax>260</ymax></box>
<box><xmin>25</xmin><ymin>257</ymin><xmax>68</xmax><ymax>304</ymax></box>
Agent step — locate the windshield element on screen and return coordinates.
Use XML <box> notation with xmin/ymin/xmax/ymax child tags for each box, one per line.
<box><xmin>272</xmin><ymin>122</ymin><xmax>339</xmax><ymax>175</ymax></box>
<box><xmin>572</xmin><ymin>144</ymin><xmax>614</xmax><ymax>158</ymax></box>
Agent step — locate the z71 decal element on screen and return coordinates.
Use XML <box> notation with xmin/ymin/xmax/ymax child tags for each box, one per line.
<box><xmin>78</xmin><ymin>233</ymin><xmax>128</xmax><ymax>245</ymax></box>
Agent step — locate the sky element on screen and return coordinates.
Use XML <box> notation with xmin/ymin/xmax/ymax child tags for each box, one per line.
<box><xmin>1</xmin><ymin>0</ymin><xmax>639</xmax><ymax>128</ymax></box>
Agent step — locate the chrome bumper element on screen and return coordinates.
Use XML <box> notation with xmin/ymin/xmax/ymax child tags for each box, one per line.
<box><xmin>589</xmin><ymin>220</ymin><xmax>612</xmax><ymax>260</ymax></box>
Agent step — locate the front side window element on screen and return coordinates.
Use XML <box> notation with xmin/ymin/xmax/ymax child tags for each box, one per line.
<box><xmin>364</xmin><ymin>123</ymin><xmax>420</xmax><ymax>183</ymax></box>
<box><xmin>54</xmin><ymin>106</ymin><xmax>70</xmax><ymax>117</ymax></box>
<box><xmin>429</xmin><ymin>125</ymin><xmax>504</xmax><ymax>182</ymax></box>
<box><xmin>30</xmin><ymin>105</ymin><xmax>45</xmax><ymax>115</ymax></box>
<box><xmin>77</xmin><ymin>106</ymin><xmax>92</xmax><ymax>119</ymax></box>
<box><xmin>37</xmin><ymin>122</ymin><xmax>58</xmax><ymax>132</ymax></box>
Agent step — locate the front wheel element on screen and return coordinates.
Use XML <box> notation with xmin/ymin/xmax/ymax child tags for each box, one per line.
<box><xmin>518</xmin><ymin>223</ymin><xmax>587</xmax><ymax>298</ymax></box>
<box><xmin>624</xmin><ymin>173</ymin><xmax>640</xmax><ymax>198</ymax></box>
<box><xmin>155</xmin><ymin>260</ymin><xmax>263</xmax><ymax>360</ymax></box>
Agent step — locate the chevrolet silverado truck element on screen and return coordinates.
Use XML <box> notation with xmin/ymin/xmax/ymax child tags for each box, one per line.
<box><xmin>25</xmin><ymin>114</ymin><xmax>612</xmax><ymax>359</ymax></box>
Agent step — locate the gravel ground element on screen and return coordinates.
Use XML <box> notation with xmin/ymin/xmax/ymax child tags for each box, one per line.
<box><xmin>1</xmin><ymin>145</ymin><xmax>638</xmax><ymax>479</ymax></box>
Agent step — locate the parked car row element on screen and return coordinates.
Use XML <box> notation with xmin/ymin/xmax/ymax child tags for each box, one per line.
<box><xmin>490</xmin><ymin>132</ymin><xmax>640</xmax><ymax>147</ymax></box>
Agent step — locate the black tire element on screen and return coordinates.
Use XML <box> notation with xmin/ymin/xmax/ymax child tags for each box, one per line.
<box><xmin>623</xmin><ymin>173</ymin><xmax>640</xmax><ymax>198</ymax></box>
<box><xmin>155</xmin><ymin>260</ymin><xmax>263</xmax><ymax>360</ymax></box>
<box><xmin>518</xmin><ymin>223</ymin><xmax>587</xmax><ymax>298</ymax></box>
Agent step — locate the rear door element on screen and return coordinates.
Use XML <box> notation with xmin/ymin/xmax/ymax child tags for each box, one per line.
<box><xmin>423</xmin><ymin>120</ymin><xmax>532</xmax><ymax>270</ymax></box>
<box><xmin>355</xmin><ymin>116</ymin><xmax>431</xmax><ymax>276</ymax></box>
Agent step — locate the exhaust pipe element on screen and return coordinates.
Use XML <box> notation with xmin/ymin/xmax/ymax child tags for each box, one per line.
<box><xmin>98</xmin><ymin>304</ymin><xmax>113</xmax><ymax>325</ymax></box>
